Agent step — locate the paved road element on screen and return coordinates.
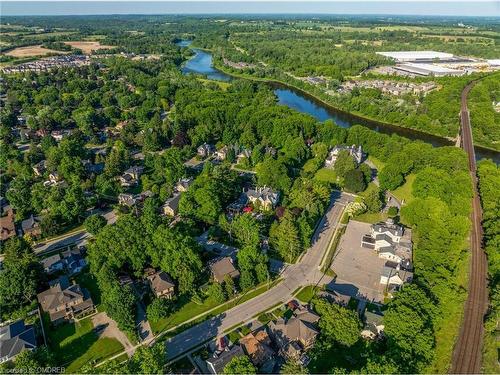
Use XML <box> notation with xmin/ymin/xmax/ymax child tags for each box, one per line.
<box><xmin>450</xmin><ymin>81</ymin><xmax>488</xmax><ymax>374</ymax></box>
<box><xmin>32</xmin><ymin>209</ymin><xmax>117</xmax><ymax>255</ymax></box>
<box><xmin>165</xmin><ymin>191</ymin><xmax>352</xmax><ymax>360</ymax></box>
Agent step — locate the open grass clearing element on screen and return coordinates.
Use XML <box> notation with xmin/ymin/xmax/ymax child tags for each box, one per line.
<box><xmin>314</xmin><ymin>167</ymin><xmax>337</xmax><ymax>184</ymax></box>
<box><xmin>391</xmin><ymin>173</ymin><xmax>416</xmax><ymax>204</ymax></box>
<box><xmin>43</xmin><ymin>314</ymin><xmax>124</xmax><ymax>372</ymax></box>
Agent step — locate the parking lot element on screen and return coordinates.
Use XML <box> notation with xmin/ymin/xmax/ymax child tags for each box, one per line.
<box><xmin>329</xmin><ymin>220</ymin><xmax>386</xmax><ymax>302</ymax></box>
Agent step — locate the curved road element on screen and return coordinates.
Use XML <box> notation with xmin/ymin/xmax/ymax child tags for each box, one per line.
<box><xmin>450</xmin><ymin>81</ymin><xmax>488</xmax><ymax>373</ymax></box>
<box><xmin>165</xmin><ymin>191</ymin><xmax>352</xmax><ymax>360</ymax></box>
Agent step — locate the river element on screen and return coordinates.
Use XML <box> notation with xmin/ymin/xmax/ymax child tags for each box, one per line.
<box><xmin>177</xmin><ymin>41</ymin><xmax>498</xmax><ymax>161</ymax></box>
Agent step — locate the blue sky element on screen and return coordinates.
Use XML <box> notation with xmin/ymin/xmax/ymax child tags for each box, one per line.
<box><xmin>2</xmin><ymin>1</ymin><xmax>499</xmax><ymax>17</ymax></box>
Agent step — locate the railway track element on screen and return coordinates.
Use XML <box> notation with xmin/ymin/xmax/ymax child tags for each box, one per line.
<box><xmin>450</xmin><ymin>81</ymin><xmax>489</xmax><ymax>374</ymax></box>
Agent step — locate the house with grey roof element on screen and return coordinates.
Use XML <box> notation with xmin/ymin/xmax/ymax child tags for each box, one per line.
<box><xmin>119</xmin><ymin>166</ymin><xmax>144</xmax><ymax>187</ymax></box>
<box><xmin>145</xmin><ymin>269</ymin><xmax>175</xmax><ymax>299</ymax></box>
<box><xmin>325</xmin><ymin>144</ymin><xmax>363</xmax><ymax>168</ymax></box>
<box><xmin>41</xmin><ymin>254</ymin><xmax>64</xmax><ymax>274</ymax></box>
<box><xmin>209</xmin><ymin>257</ymin><xmax>240</xmax><ymax>283</ymax></box>
<box><xmin>0</xmin><ymin>320</ymin><xmax>37</xmax><ymax>363</ymax></box>
<box><xmin>245</xmin><ymin>186</ymin><xmax>280</xmax><ymax>211</ymax></box>
<box><xmin>37</xmin><ymin>276</ymin><xmax>95</xmax><ymax>325</ymax></box>
<box><xmin>268</xmin><ymin>306</ymin><xmax>320</xmax><ymax>359</ymax></box>
<box><xmin>206</xmin><ymin>344</ymin><xmax>245</xmax><ymax>374</ymax></box>
<box><xmin>21</xmin><ymin>214</ymin><xmax>42</xmax><ymax>238</ymax></box>
<box><xmin>197</xmin><ymin>143</ymin><xmax>215</xmax><ymax>158</ymax></box>
<box><xmin>380</xmin><ymin>262</ymin><xmax>413</xmax><ymax>291</ymax></box>
<box><xmin>161</xmin><ymin>193</ymin><xmax>181</xmax><ymax>217</ymax></box>
<box><xmin>361</xmin><ymin>309</ymin><xmax>385</xmax><ymax>340</ymax></box>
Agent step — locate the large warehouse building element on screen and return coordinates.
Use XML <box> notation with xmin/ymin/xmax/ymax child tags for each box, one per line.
<box><xmin>394</xmin><ymin>63</ymin><xmax>465</xmax><ymax>77</ymax></box>
<box><xmin>377</xmin><ymin>51</ymin><xmax>455</xmax><ymax>62</ymax></box>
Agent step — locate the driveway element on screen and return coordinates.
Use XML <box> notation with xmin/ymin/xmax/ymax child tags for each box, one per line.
<box><xmin>92</xmin><ymin>312</ymin><xmax>135</xmax><ymax>356</ymax></box>
<box><xmin>329</xmin><ymin>220</ymin><xmax>385</xmax><ymax>302</ymax></box>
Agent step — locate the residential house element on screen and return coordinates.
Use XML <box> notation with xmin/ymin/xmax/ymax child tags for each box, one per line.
<box><xmin>209</xmin><ymin>257</ymin><xmax>240</xmax><ymax>283</ymax></box>
<box><xmin>118</xmin><ymin>193</ymin><xmax>139</xmax><ymax>207</ymax></box>
<box><xmin>145</xmin><ymin>269</ymin><xmax>175</xmax><ymax>299</ymax></box>
<box><xmin>32</xmin><ymin>160</ymin><xmax>46</xmax><ymax>176</ymax></box>
<box><xmin>21</xmin><ymin>214</ymin><xmax>42</xmax><ymax>238</ymax></box>
<box><xmin>50</xmin><ymin>130</ymin><xmax>70</xmax><ymax>142</ymax></box>
<box><xmin>240</xmin><ymin>329</ymin><xmax>275</xmax><ymax>368</ymax></box>
<box><xmin>0</xmin><ymin>320</ymin><xmax>37</xmax><ymax>363</ymax></box>
<box><xmin>37</xmin><ymin>276</ymin><xmax>95</xmax><ymax>324</ymax></box>
<box><xmin>380</xmin><ymin>262</ymin><xmax>413</xmax><ymax>290</ymax></box>
<box><xmin>0</xmin><ymin>208</ymin><xmax>16</xmax><ymax>242</ymax></box>
<box><xmin>245</xmin><ymin>187</ymin><xmax>280</xmax><ymax>211</ymax></box>
<box><xmin>175</xmin><ymin>177</ymin><xmax>193</xmax><ymax>193</ymax></box>
<box><xmin>317</xmin><ymin>290</ymin><xmax>351</xmax><ymax>307</ymax></box>
<box><xmin>41</xmin><ymin>254</ymin><xmax>64</xmax><ymax>274</ymax></box>
<box><xmin>361</xmin><ymin>219</ymin><xmax>413</xmax><ymax>270</ymax></box>
<box><xmin>161</xmin><ymin>194</ymin><xmax>181</xmax><ymax>217</ymax></box>
<box><xmin>61</xmin><ymin>248</ymin><xmax>87</xmax><ymax>275</ymax></box>
<box><xmin>119</xmin><ymin>166</ymin><xmax>144</xmax><ymax>187</ymax></box>
<box><xmin>268</xmin><ymin>306</ymin><xmax>320</xmax><ymax>359</ymax></box>
<box><xmin>215</xmin><ymin>146</ymin><xmax>230</xmax><ymax>161</ymax></box>
<box><xmin>361</xmin><ymin>310</ymin><xmax>385</xmax><ymax>340</ymax></box>
<box><xmin>44</xmin><ymin>171</ymin><xmax>63</xmax><ymax>187</ymax></box>
<box><xmin>236</xmin><ymin>149</ymin><xmax>252</xmax><ymax>164</ymax></box>
<box><xmin>206</xmin><ymin>345</ymin><xmax>245</xmax><ymax>374</ymax></box>
<box><xmin>325</xmin><ymin>145</ymin><xmax>363</xmax><ymax>168</ymax></box>
<box><xmin>197</xmin><ymin>143</ymin><xmax>215</xmax><ymax>158</ymax></box>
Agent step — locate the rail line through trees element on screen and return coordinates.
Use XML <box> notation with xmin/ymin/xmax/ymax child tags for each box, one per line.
<box><xmin>450</xmin><ymin>80</ymin><xmax>489</xmax><ymax>374</ymax></box>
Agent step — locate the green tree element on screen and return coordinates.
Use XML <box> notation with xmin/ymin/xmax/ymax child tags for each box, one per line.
<box><xmin>128</xmin><ymin>344</ymin><xmax>167</xmax><ymax>374</ymax></box>
<box><xmin>223</xmin><ymin>355</ymin><xmax>256</xmax><ymax>374</ymax></box>
<box><xmin>103</xmin><ymin>284</ymin><xmax>137</xmax><ymax>334</ymax></box>
<box><xmin>334</xmin><ymin>150</ymin><xmax>356</xmax><ymax>178</ymax></box>
<box><xmin>0</xmin><ymin>238</ymin><xmax>44</xmax><ymax>319</ymax></box>
<box><xmin>343</xmin><ymin>169</ymin><xmax>366</xmax><ymax>193</ymax></box>
<box><xmin>208</xmin><ymin>282</ymin><xmax>227</xmax><ymax>304</ymax></box>
<box><xmin>269</xmin><ymin>213</ymin><xmax>302</xmax><ymax>263</ymax></box>
<box><xmin>224</xmin><ymin>275</ymin><xmax>236</xmax><ymax>298</ymax></box>
<box><xmin>280</xmin><ymin>358</ymin><xmax>309</xmax><ymax>374</ymax></box>
<box><xmin>146</xmin><ymin>298</ymin><xmax>173</xmax><ymax>322</ymax></box>
<box><xmin>364</xmin><ymin>188</ymin><xmax>383</xmax><ymax>213</ymax></box>
<box><xmin>84</xmin><ymin>214</ymin><xmax>107</xmax><ymax>235</ymax></box>
<box><xmin>314</xmin><ymin>298</ymin><xmax>361</xmax><ymax>347</ymax></box>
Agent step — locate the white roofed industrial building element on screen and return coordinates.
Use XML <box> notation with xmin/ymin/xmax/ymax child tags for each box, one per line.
<box><xmin>377</xmin><ymin>51</ymin><xmax>454</xmax><ymax>62</ymax></box>
<box><xmin>395</xmin><ymin>63</ymin><xmax>464</xmax><ymax>77</ymax></box>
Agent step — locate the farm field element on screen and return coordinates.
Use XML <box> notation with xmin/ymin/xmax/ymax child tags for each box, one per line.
<box><xmin>4</xmin><ymin>45</ymin><xmax>67</xmax><ymax>57</ymax></box>
<box><xmin>64</xmin><ymin>41</ymin><xmax>114</xmax><ymax>54</ymax></box>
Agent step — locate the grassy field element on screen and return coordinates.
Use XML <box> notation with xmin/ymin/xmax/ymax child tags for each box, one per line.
<box><xmin>367</xmin><ymin>156</ymin><xmax>386</xmax><ymax>171</ymax></box>
<box><xmin>314</xmin><ymin>167</ymin><xmax>337</xmax><ymax>184</ymax></box>
<box><xmin>43</xmin><ymin>315</ymin><xmax>124</xmax><ymax>372</ymax></box>
<box><xmin>391</xmin><ymin>173</ymin><xmax>416</xmax><ymax>204</ymax></box>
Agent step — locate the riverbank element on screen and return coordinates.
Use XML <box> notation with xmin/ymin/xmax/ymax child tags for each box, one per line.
<box><xmin>215</xmin><ymin>62</ymin><xmax>500</xmax><ymax>158</ymax></box>
<box><xmin>182</xmin><ymin>42</ymin><xmax>499</xmax><ymax>159</ymax></box>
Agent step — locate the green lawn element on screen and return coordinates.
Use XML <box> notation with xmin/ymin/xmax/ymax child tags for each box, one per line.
<box><xmin>65</xmin><ymin>337</ymin><xmax>124</xmax><ymax>373</ymax></box>
<box><xmin>314</xmin><ymin>168</ymin><xmax>337</xmax><ymax>184</ymax></box>
<box><xmin>150</xmin><ymin>279</ymin><xmax>282</xmax><ymax>334</ymax></box>
<box><xmin>367</xmin><ymin>156</ymin><xmax>386</xmax><ymax>171</ymax></box>
<box><xmin>295</xmin><ymin>285</ymin><xmax>319</xmax><ymax>303</ymax></box>
<box><xmin>354</xmin><ymin>211</ymin><xmax>388</xmax><ymax>224</ymax></box>
<box><xmin>391</xmin><ymin>173</ymin><xmax>416</xmax><ymax>204</ymax></box>
<box><xmin>43</xmin><ymin>315</ymin><xmax>123</xmax><ymax>372</ymax></box>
